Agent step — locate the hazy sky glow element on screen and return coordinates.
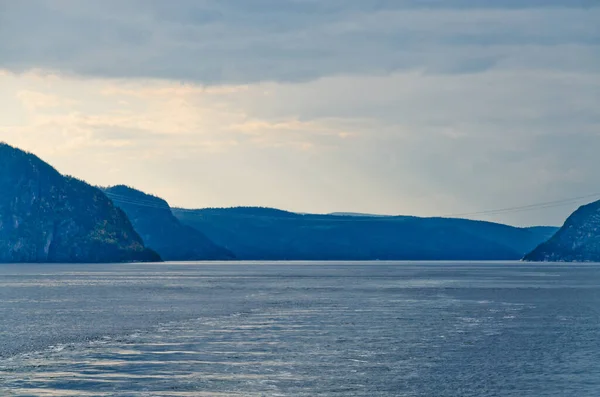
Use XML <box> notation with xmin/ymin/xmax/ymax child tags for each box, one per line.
<box><xmin>1</xmin><ymin>0</ymin><xmax>599</xmax><ymax>226</ymax></box>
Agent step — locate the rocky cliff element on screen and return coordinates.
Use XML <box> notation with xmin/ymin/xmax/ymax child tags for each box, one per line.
<box><xmin>524</xmin><ymin>200</ymin><xmax>600</xmax><ymax>262</ymax></box>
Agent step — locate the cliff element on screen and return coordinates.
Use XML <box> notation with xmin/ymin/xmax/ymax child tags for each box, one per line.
<box><xmin>524</xmin><ymin>200</ymin><xmax>600</xmax><ymax>262</ymax></box>
<box><xmin>0</xmin><ymin>143</ymin><xmax>160</xmax><ymax>263</ymax></box>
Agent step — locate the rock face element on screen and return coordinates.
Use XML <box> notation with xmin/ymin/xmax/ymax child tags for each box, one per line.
<box><xmin>524</xmin><ymin>200</ymin><xmax>600</xmax><ymax>262</ymax></box>
<box><xmin>174</xmin><ymin>206</ymin><xmax>558</xmax><ymax>261</ymax></box>
<box><xmin>0</xmin><ymin>143</ymin><xmax>160</xmax><ymax>263</ymax></box>
<box><xmin>104</xmin><ymin>185</ymin><xmax>234</xmax><ymax>261</ymax></box>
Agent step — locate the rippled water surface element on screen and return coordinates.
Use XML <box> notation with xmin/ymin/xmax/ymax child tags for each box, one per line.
<box><xmin>2</xmin><ymin>262</ymin><xmax>600</xmax><ymax>396</ymax></box>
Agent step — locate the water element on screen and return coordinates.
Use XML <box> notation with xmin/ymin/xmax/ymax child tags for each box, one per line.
<box><xmin>1</xmin><ymin>262</ymin><xmax>600</xmax><ymax>396</ymax></box>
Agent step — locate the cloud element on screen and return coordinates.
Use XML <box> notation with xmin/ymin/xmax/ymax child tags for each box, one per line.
<box><xmin>1</xmin><ymin>71</ymin><xmax>354</xmax><ymax>157</ymax></box>
<box><xmin>16</xmin><ymin>90</ymin><xmax>77</xmax><ymax>111</ymax></box>
<box><xmin>0</xmin><ymin>1</ymin><xmax>598</xmax><ymax>84</ymax></box>
<box><xmin>1</xmin><ymin>64</ymin><xmax>598</xmax><ymax>226</ymax></box>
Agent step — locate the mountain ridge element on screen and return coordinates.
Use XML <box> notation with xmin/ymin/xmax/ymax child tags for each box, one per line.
<box><xmin>173</xmin><ymin>206</ymin><xmax>558</xmax><ymax>261</ymax></box>
<box><xmin>0</xmin><ymin>143</ymin><xmax>160</xmax><ymax>263</ymax></box>
<box><xmin>0</xmin><ymin>143</ymin><xmax>562</xmax><ymax>263</ymax></box>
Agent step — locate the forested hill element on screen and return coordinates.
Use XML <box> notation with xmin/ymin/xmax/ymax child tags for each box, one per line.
<box><xmin>0</xmin><ymin>143</ymin><xmax>160</xmax><ymax>263</ymax></box>
<box><xmin>173</xmin><ymin>206</ymin><xmax>558</xmax><ymax>261</ymax></box>
<box><xmin>104</xmin><ymin>185</ymin><xmax>235</xmax><ymax>261</ymax></box>
<box><xmin>0</xmin><ymin>143</ymin><xmax>561</xmax><ymax>263</ymax></box>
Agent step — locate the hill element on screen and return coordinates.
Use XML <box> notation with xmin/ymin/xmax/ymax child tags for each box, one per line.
<box><xmin>104</xmin><ymin>186</ymin><xmax>234</xmax><ymax>261</ymax></box>
<box><xmin>524</xmin><ymin>200</ymin><xmax>600</xmax><ymax>262</ymax></box>
<box><xmin>0</xmin><ymin>143</ymin><xmax>160</xmax><ymax>263</ymax></box>
<box><xmin>173</xmin><ymin>206</ymin><xmax>558</xmax><ymax>261</ymax></box>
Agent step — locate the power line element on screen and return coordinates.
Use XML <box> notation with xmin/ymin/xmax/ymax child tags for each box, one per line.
<box><xmin>101</xmin><ymin>188</ymin><xmax>600</xmax><ymax>220</ymax></box>
<box><xmin>104</xmin><ymin>191</ymin><xmax>168</xmax><ymax>207</ymax></box>
<box><xmin>105</xmin><ymin>192</ymin><xmax>201</xmax><ymax>213</ymax></box>
<box><xmin>442</xmin><ymin>192</ymin><xmax>600</xmax><ymax>218</ymax></box>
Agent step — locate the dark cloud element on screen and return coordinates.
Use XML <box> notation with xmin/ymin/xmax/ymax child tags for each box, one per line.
<box><xmin>0</xmin><ymin>0</ymin><xmax>598</xmax><ymax>83</ymax></box>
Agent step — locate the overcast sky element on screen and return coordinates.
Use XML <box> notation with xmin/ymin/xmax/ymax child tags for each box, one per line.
<box><xmin>1</xmin><ymin>0</ymin><xmax>599</xmax><ymax>226</ymax></box>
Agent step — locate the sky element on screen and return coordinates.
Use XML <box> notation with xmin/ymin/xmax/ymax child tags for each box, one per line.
<box><xmin>0</xmin><ymin>0</ymin><xmax>599</xmax><ymax>227</ymax></box>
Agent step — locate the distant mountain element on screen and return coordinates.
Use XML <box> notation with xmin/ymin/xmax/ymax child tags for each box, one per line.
<box><xmin>173</xmin><ymin>206</ymin><xmax>558</xmax><ymax>261</ymax></box>
<box><xmin>524</xmin><ymin>201</ymin><xmax>600</xmax><ymax>262</ymax></box>
<box><xmin>328</xmin><ymin>212</ymin><xmax>392</xmax><ymax>217</ymax></box>
<box><xmin>0</xmin><ymin>143</ymin><xmax>160</xmax><ymax>263</ymax></box>
<box><xmin>104</xmin><ymin>186</ymin><xmax>234</xmax><ymax>261</ymax></box>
